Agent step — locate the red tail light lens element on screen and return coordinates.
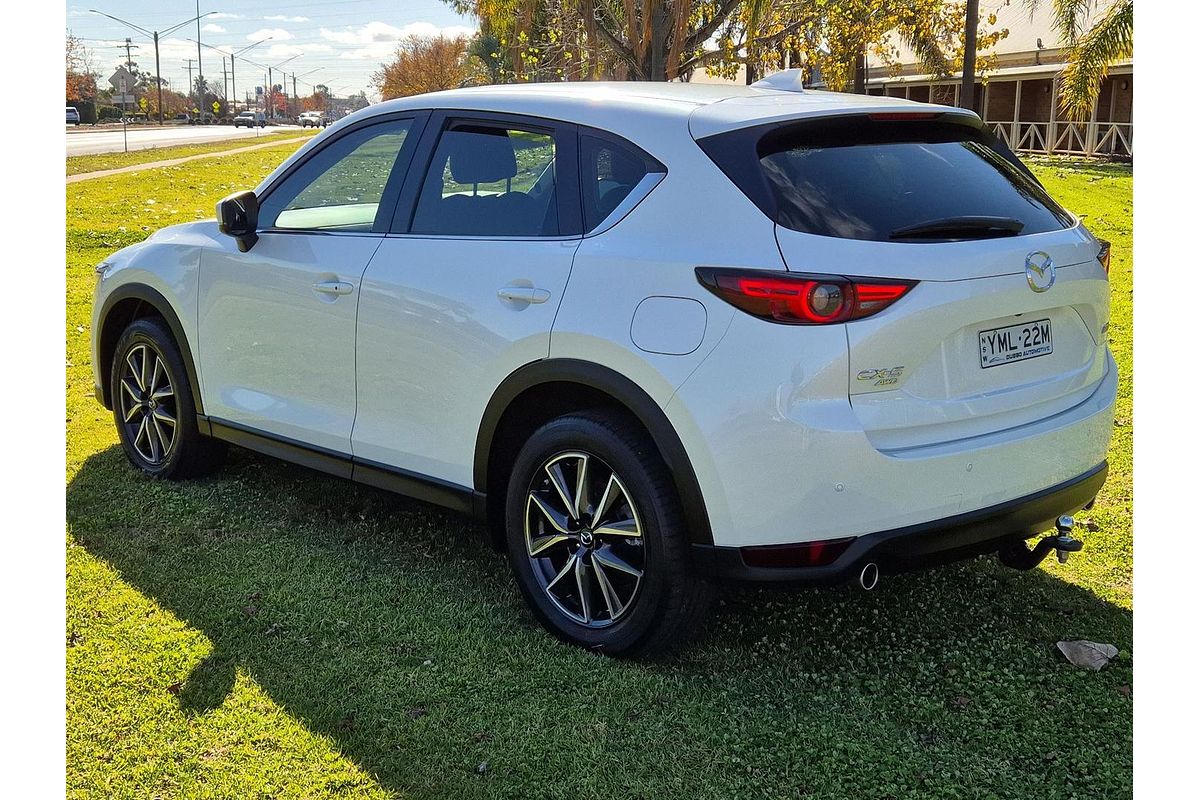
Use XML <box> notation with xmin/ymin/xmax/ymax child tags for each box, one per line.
<box><xmin>696</xmin><ymin>268</ymin><xmax>915</xmax><ymax>324</ymax></box>
<box><xmin>1097</xmin><ymin>239</ymin><xmax>1112</xmax><ymax>275</ymax></box>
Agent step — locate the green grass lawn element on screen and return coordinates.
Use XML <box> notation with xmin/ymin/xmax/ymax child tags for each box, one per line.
<box><xmin>66</xmin><ymin>148</ymin><xmax>1132</xmax><ymax>799</ymax></box>
<box><xmin>66</xmin><ymin>130</ymin><xmax>317</xmax><ymax>176</ymax></box>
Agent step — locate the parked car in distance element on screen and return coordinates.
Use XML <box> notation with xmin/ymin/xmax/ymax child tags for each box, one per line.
<box><xmin>91</xmin><ymin>74</ymin><xmax>1115</xmax><ymax>657</ymax></box>
<box><xmin>174</xmin><ymin>112</ymin><xmax>193</xmax><ymax>124</ymax></box>
<box><xmin>66</xmin><ymin>106</ymin><xmax>81</xmax><ymax>125</ymax></box>
<box><xmin>298</xmin><ymin>110</ymin><xmax>327</xmax><ymax>128</ymax></box>
<box><xmin>233</xmin><ymin>110</ymin><xmax>267</xmax><ymax>128</ymax></box>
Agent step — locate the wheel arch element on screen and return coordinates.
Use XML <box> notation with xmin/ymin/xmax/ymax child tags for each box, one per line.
<box><xmin>475</xmin><ymin>359</ymin><xmax>714</xmax><ymax>550</ymax></box>
<box><xmin>97</xmin><ymin>283</ymin><xmax>203</xmax><ymax>414</ymax></box>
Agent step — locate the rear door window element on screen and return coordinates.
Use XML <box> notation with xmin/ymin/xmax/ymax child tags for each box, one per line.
<box><xmin>410</xmin><ymin>122</ymin><xmax>560</xmax><ymax>237</ymax></box>
<box><xmin>703</xmin><ymin>118</ymin><xmax>1073</xmax><ymax>242</ymax></box>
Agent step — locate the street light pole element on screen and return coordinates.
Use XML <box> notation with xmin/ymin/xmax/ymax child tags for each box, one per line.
<box><xmin>91</xmin><ymin>8</ymin><xmax>216</xmax><ymax>124</ymax></box>
<box><xmin>191</xmin><ymin>36</ymin><xmax>272</xmax><ymax>116</ymax></box>
<box><xmin>195</xmin><ymin>1</ymin><xmax>204</xmax><ymax>117</ymax></box>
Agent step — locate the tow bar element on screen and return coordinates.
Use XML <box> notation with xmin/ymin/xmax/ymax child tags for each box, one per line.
<box><xmin>998</xmin><ymin>515</ymin><xmax>1085</xmax><ymax>570</ymax></box>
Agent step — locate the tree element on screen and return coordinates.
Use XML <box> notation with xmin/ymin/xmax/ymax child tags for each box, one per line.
<box><xmin>449</xmin><ymin>1</ymin><xmax>1004</xmax><ymax>85</ymax></box>
<box><xmin>372</xmin><ymin>35</ymin><xmax>472</xmax><ymax>99</ymax></box>
<box><xmin>66</xmin><ymin>31</ymin><xmax>98</xmax><ymax>102</ymax></box>
<box><xmin>1037</xmin><ymin>0</ymin><xmax>1133</xmax><ymax>120</ymax></box>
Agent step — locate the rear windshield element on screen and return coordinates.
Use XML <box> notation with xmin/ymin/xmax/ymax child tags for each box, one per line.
<box><xmin>700</xmin><ymin>117</ymin><xmax>1073</xmax><ymax>242</ymax></box>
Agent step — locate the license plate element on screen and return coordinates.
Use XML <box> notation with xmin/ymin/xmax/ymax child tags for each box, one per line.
<box><xmin>978</xmin><ymin>319</ymin><xmax>1052</xmax><ymax>368</ymax></box>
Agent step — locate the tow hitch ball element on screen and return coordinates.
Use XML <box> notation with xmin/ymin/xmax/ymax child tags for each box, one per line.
<box><xmin>999</xmin><ymin>515</ymin><xmax>1085</xmax><ymax>570</ymax></box>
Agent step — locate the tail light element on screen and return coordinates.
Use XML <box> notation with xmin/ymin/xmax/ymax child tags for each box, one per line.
<box><xmin>1097</xmin><ymin>239</ymin><xmax>1112</xmax><ymax>275</ymax></box>
<box><xmin>696</xmin><ymin>267</ymin><xmax>915</xmax><ymax>325</ymax></box>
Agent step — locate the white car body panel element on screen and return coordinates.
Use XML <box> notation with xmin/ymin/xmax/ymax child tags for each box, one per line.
<box><xmin>197</xmin><ymin>230</ymin><xmax>383</xmax><ymax>453</ymax></box>
<box><xmin>91</xmin><ymin>79</ymin><xmax>1116</xmax><ymax>566</ymax></box>
<box><xmin>351</xmin><ymin>236</ymin><xmax>579</xmax><ymax>485</ymax></box>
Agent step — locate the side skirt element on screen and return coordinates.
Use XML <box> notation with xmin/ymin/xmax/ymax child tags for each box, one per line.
<box><xmin>202</xmin><ymin>417</ymin><xmax>487</xmax><ymax>520</ymax></box>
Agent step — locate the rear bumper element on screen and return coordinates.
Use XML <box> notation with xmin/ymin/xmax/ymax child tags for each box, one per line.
<box><xmin>690</xmin><ymin>460</ymin><xmax>1107</xmax><ymax>585</ymax></box>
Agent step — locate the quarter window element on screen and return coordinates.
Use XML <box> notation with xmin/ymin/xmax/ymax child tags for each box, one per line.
<box><xmin>259</xmin><ymin>119</ymin><xmax>414</xmax><ymax>232</ymax></box>
<box><xmin>580</xmin><ymin>134</ymin><xmax>658</xmax><ymax>233</ymax></box>
<box><xmin>411</xmin><ymin>123</ymin><xmax>559</xmax><ymax>237</ymax></box>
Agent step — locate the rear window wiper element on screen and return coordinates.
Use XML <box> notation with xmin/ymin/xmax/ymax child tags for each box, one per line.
<box><xmin>889</xmin><ymin>216</ymin><xmax>1025</xmax><ymax>240</ymax></box>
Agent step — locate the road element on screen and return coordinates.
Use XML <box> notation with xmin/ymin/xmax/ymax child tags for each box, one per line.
<box><xmin>66</xmin><ymin>124</ymin><xmax>304</xmax><ymax>156</ymax></box>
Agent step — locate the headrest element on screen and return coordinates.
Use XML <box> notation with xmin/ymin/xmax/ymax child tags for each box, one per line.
<box><xmin>445</xmin><ymin>127</ymin><xmax>518</xmax><ymax>184</ymax></box>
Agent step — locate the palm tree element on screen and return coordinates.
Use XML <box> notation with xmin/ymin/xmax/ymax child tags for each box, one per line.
<box><xmin>1037</xmin><ymin>0</ymin><xmax>1134</xmax><ymax>120</ymax></box>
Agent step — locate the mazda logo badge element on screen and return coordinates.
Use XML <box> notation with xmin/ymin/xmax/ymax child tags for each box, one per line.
<box><xmin>1025</xmin><ymin>251</ymin><xmax>1055</xmax><ymax>293</ymax></box>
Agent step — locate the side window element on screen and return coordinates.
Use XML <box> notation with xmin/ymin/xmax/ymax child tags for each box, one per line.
<box><xmin>411</xmin><ymin>122</ymin><xmax>559</xmax><ymax>237</ymax></box>
<box><xmin>580</xmin><ymin>133</ymin><xmax>662</xmax><ymax>233</ymax></box>
<box><xmin>259</xmin><ymin>119</ymin><xmax>414</xmax><ymax>232</ymax></box>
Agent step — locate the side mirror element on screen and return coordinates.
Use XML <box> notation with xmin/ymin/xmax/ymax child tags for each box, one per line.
<box><xmin>216</xmin><ymin>190</ymin><xmax>259</xmax><ymax>252</ymax></box>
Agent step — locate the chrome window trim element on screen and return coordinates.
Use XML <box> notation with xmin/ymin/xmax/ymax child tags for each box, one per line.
<box><xmin>583</xmin><ymin>171</ymin><xmax>665</xmax><ymax>238</ymax></box>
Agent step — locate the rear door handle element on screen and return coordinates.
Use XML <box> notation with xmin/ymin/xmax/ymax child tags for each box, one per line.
<box><xmin>498</xmin><ymin>286</ymin><xmax>551</xmax><ymax>304</ymax></box>
<box><xmin>313</xmin><ymin>281</ymin><xmax>354</xmax><ymax>296</ymax></box>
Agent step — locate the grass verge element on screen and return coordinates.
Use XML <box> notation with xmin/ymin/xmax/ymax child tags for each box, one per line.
<box><xmin>66</xmin><ymin>130</ymin><xmax>317</xmax><ymax>176</ymax></box>
<box><xmin>66</xmin><ymin>150</ymin><xmax>1132</xmax><ymax>799</ymax></box>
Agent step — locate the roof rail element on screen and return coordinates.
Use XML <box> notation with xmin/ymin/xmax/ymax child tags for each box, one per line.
<box><xmin>750</xmin><ymin>69</ymin><xmax>805</xmax><ymax>93</ymax></box>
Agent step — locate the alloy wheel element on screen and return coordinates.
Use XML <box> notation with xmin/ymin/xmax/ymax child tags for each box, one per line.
<box><xmin>117</xmin><ymin>343</ymin><xmax>177</xmax><ymax>465</ymax></box>
<box><xmin>524</xmin><ymin>451</ymin><xmax>646</xmax><ymax>628</ymax></box>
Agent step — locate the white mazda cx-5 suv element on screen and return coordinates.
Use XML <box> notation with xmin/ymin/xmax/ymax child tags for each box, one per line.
<box><xmin>90</xmin><ymin>74</ymin><xmax>1116</xmax><ymax>656</ymax></box>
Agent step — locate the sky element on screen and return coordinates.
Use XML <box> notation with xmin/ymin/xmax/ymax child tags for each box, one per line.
<box><xmin>68</xmin><ymin>1</ymin><xmax>478</xmax><ymax>101</ymax></box>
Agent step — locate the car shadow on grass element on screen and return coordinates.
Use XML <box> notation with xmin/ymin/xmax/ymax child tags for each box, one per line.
<box><xmin>67</xmin><ymin>444</ymin><xmax>1133</xmax><ymax>799</ymax></box>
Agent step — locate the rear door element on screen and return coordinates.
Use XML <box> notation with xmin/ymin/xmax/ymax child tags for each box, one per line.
<box><xmin>706</xmin><ymin>114</ymin><xmax>1111</xmax><ymax>451</ymax></box>
<box><xmin>350</xmin><ymin>112</ymin><xmax>582</xmax><ymax>487</ymax></box>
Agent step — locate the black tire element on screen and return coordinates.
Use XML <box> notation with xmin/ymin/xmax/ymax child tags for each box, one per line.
<box><xmin>505</xmin><ymin>410</ymin><xmax>713</xmax><ymax>658</ymax></box>
<box><xmin>110</xmin><ymin>317</ymin><xmax>225</xmax><ymax>480</ymax></box>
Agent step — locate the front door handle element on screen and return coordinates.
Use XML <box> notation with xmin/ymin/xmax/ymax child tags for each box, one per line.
<box><xmin>498</xmin><ymin>286</ymin><xmax>551</xmax><ymax>304</ymax></box>
<box><xmin>313</xmin><ymin>281</ymin><xmax>354</xmax><ymax>296</ymax></box>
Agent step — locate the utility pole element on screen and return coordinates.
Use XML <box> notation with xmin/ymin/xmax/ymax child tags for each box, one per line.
<box><xmin>961</xmin><ymin>0</ymin><xmax>980</xmax><ymax>111</ymax></box>
<box><xmin>123</xmin><ymin>37</ymin><xmax>133</xmax><ymax>70</ymax></box>
<box><xmin>222</xmin><ymin>57</ymin><xmax>229</xmax><ymax>115</ymax></box>
<box><xmin>184</xmin><ymin>59</ymin><xmax>196</xmax><ymax>110</ymax></box>
<box><xmin>292</xmin><ymin>74</ymin><xmax>298</xmax><ymax>117</ymax></box>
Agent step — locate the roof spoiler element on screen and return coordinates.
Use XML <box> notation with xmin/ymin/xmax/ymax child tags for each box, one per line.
<box><xmin>750</xmin><ymin>69</ymin><xmax>805</xmax><ymax>93</ymax></box>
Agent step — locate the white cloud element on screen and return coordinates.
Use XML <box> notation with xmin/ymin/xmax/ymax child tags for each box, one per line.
<box><xmin>265</xmin><ymin>15</ymin><xmax>310</xmax><ymax>23</ymax></box>
<box><xmin>265</xmin><ymin>44</ymin><xmax>304</xmax><ymax>59</ymax></box>
<box><xmin>247</xmin><ymin>28</ymin><xmax>294</xmax><ymax>42</ymax></box>
<box><xmin>321</xmin><ymin>21</ymin><xmax>476</xmax><ymax>61</ymax></box>
<box><xmin>201</xmin><ymin>24</ymin><xmax>226</xmax><ymax>34</ymax></box>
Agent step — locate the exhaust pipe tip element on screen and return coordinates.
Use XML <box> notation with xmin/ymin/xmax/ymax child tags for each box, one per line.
<box><xmin>858</xmin><ymin>562</ymin><xmax>880</xmax><ymax>591</ymax></box>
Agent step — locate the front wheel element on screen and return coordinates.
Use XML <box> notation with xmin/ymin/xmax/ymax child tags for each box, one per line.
<box><xmin>110</xmin><ymin>318</ymin><xmax>224</xmax><ymax>479</ymax></box>
<box><xmin>505</xmin><ymin>411</ymin><xmax>713</xmax><ymax>657</ymax></box>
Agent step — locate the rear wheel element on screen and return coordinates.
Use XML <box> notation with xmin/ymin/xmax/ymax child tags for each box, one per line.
<box><xmin>110</xmin><ymin>318</ymin><xmax>224</xmax><ymax>479</ymax></box>
<box><xmin>505</xmin><ymin>411</ymin><xmax>713</xmax><ymax>657</ymax></box>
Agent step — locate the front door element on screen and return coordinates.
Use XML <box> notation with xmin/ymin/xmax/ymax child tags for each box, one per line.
<box><xmin>352</xmin><ymin>113</ymin><xmax>582</xmax><ymax>486</ymax></box>
<box><xmin>198</xmin><ymin>115</ymin><xmax>423</xmax><ymax>454</ymax></box>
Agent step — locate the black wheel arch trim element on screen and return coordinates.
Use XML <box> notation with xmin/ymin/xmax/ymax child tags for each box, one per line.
<box><xmin>474</xmin><ymin>359</ymin><xmax>715</xmax><ymax>546</ymax></box>
<box><xmin>97</xmin><ymin>283</ymin><xmax>204</xmax><ymax>414</ymax></box>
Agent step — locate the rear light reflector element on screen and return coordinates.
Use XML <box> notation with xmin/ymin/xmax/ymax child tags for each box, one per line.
<box><xmin>741</xmin><ymin>538</ymin><xmax>854</xmax><ymax>569</ymax></box>
<box><xmin>1097</xmin><ymin>239</ymin><xmax>1112</xmax><ymax>275</ymax></box>
<box><xmin>696</xmin><ymin>267</ymin><xmax>915</xmax><ymax>324</ymax></box>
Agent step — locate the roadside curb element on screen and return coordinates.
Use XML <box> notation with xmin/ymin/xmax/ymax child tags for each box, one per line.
<box><xmin>66</xmin><ymin>136</ymin><xmax>313</xmax><ymax>184</ymax></box>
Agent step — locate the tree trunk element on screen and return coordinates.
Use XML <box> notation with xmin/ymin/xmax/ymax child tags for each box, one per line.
<box><xmin>648</xmin><ymin>6</ymin><xmax>671</xmax><ymax>80</ymax></box>
<box><xmin>853</xmin><ymin>49</ymin><xmax>867</xmax><ymax>94</ymax></box>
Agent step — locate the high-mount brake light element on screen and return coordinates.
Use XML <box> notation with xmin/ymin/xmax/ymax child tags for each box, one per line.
<box><xmin>695</xmin><ymin>268</ymin><xmax>915</xmax><ymax>325</ymax></box>
<box><xmin>1097</xmin><ymin>239</ymin><xmax>1112</xmax><ymax>276</ymax></box>
<box><xmin>867</xmin><ymin>112</ymin><xmax>940</xmax><ymax>121</ymax></box>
